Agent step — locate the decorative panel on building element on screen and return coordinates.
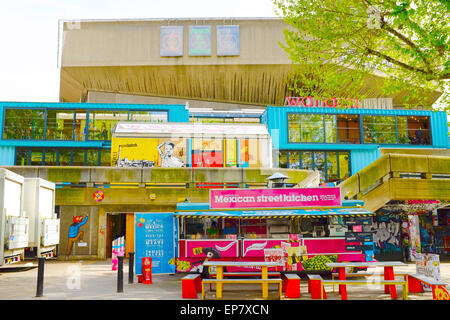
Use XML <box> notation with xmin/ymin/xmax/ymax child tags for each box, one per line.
<box><xmin>216</xmin><ymin>25</ymin><xmax>240</xmax><ymax>56</ymax></box>
<box><xmin>188</xmin><ymin>25</ymin><xmax>212</xmax><ymax>56</ymax></box>
<box><xmin>160</xmin><ymin>26</ymin><xmax>184</xmax><ymax>56</ymax></box>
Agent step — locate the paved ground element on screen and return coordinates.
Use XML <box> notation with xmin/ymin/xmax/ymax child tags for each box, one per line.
<box><xmin>0</xmin><ymin>259</ymin><xmax>448</xmax><ymax>300</ymax></box>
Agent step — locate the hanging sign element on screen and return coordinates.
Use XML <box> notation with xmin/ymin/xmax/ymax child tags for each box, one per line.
<box><xmin>217</xmin><ymin>25</ymin><xmax>240</xmax><ymax>56</ymax></box>
<box><xmin>210</xmin><ymin>187</ymin><xmax>341</xmax><ymax>209</ymax></box>
<box><xmin>189</xmin><ymin>25</ymin><xmax>212</xmax><ymax>56</ymax></box>
<box><xmin>160</xmin><ymin>26</ymin><xmax>184</xmax><ymax>56</ymax></box>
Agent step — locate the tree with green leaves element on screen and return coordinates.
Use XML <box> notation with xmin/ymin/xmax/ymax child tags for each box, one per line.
<box><xmin>274</xmin><ymin>0</ymin><xmax>449</xmax><ymax>109</ymax></box>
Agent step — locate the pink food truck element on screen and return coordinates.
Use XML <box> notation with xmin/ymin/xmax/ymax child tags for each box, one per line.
<box><xmin>172</xmin><ymin>188</ymin><xmax>376</xmax><ymax>275</ymax></box>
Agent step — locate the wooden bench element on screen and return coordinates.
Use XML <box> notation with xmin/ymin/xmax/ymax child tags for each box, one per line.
<box><xmin>321</xmin><ymin>279</ymin><xmax>409</xmax><ymax>300</ymax></box>
<box><xmin>307</xmin><ymin>274</ymin><xmax>327</xmax><ymax>299</ymax></box>
<box><xmin>331</xmin><ymin>272</ymin><xmax>409</xmax><ymax>293</ymax></box>
<box><xmin>282</xmin><ymin>273</ymin><xmax>301</xmax><ymax>298</ymax></box>
<box><xmin>182</xmin><ymin>273</ymin><xmax>202</xmax><ymax>299</ymax></box>
<box><xmin>201</xmin><ymin>278</ymin><xmax>283</xmax><ymax>300</ymax></box>
<box><xmin>407</xmin><ymin>273</ymin><xmax>449</xmax><ymax>300</ymax></box>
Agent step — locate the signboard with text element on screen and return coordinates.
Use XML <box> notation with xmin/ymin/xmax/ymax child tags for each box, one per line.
<box><xmin>134</xmin><ymin>213</ymin><xmax>177</xmax><ymax>274</ymax></box>
<box><xmin>210</xmin><ymin>187</ymin><xmax>341</xmax><ymax>209</ymax></box>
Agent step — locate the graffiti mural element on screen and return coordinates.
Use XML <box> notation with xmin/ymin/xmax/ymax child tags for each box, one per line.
<box><xmin>65</xmin><ymin>215</ymin><xmax>89</xmax><ymax>257</ymax></box>
<box><xmin>368</xmin><ymin>212</ymin><xmax>402</xmax><ymax>255</ymax></box>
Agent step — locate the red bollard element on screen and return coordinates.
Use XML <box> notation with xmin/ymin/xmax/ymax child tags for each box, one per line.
<box><xmin>139</xmin><ymin>257</ymin><xmax>152</xmax><ymax>284</ymax></box>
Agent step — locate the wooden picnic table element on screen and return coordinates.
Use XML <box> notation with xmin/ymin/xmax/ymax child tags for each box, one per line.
<box><xmin>326</xmin><ymin>261</ymin><xmax>407</xmax><ymax>300</ymax></box>
<box><xmin>202</xmin><ymin>261</ymin><xmax>281</xmax><ymax>299</ymax></box>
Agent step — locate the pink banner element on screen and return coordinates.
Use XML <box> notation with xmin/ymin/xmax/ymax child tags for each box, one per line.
<box><xmin>210</xmin><ymin>187</ymin><xmax>341</xmax><ymax>209</ymax></box>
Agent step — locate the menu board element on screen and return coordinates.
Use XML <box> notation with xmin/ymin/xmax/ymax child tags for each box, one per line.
<box><xmin>134</xmin><ymin>213</ymin><xmax>177</xmax><ymax>274</ymax></box>
<box><xmin>345</xmin><ymin>232</ymin><xmax>374</xmax><ymax>242</ymax></box>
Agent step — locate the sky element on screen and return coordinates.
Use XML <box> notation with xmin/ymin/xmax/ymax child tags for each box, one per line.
<box><xmin>0</xmin><ymin>0</ymin><xmax>278</xmax><ymax>102</ymax></box>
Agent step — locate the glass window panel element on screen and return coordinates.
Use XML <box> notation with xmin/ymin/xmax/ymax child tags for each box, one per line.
<box><xmin>326</xmin><ymin>152</ymin><xmax>339</xmax><ymax>182</ymax></box>
<box><xmin>3</xmin><ymin>109</ymin><xmax>45</xmax><ymax>140</ymax></box>
<box><xmin>337</xmin><ymin>115</ymin><xmax>360</xmax><ymax>143</ymax></box>
<box><xmin>88</xmin><ymin>111</ymin><xmax>128</xmax><ymax>141</ymax></box>
<box><xmin>314</xmin><ymin>152</ymin><xmax>326</xmax><ymax>182</ymax></box>
<box><xmin>15</xmin><ymin>148</ymin><xmax>29</xmax><ymax>166</ymax></box>
<box><xmin>46</xmin><ymin>110</ymin><xmax>74</xmax><ymax>140</ymax></box>
<box><xmin>407</xmin><ymin>116</ymin><xmax>431</xmax><ymax>145</ymax></box>
<box><xmin>288</xmin><ymin>114</ymin><xmax>301</xmax><ymax>143</ymax></box>
<box><xmin>288</xmin><ymin>151</ymin><xmax>300</xmax><ymax>169</ymax></box>
<box><xmin>74</xmin><ymin>111</ymin><xmax>87</xmax><ymax>141</ymax></box>
<box><xmin>397</xmin><ymin>116</ymin><xmax>408</xmax><ymax>144</ymax></box>
<box><xmin>363</xmin><ymin>115</ymin><xmax>396</xmax><ymax>144</ymax></box>
<box><xmin>301</xmin><ymin>114</ymin><xmax>324</xmax><ymax>143</ymax></box>
<box><xmin>301</xmin><ymin>152</ymin><xmax>314</xmax><ymax>170</ymax></box>
<box><xmin>44</xmin><ymin>149</ymin><xmax>57</xmax><ymax>166</ymax></box>
<box><xmin>72</xmin><ymin>149</ymin><xmax>85</xmax><ymax>166</ymax></box>
<box><xmin>339</xmin><ymin>152</ymin><xmax>350</xmax><ymax>180</ymax></box>
<box><xmin>278</xmin><ymin>151</ymin><xmax>288</xmax><ymax>168</ymax></box>
<box><xmin>86</xmin><ymin>149</ymin><xmax>99</xmax><ymax>166</ymax></box>
<box><xmin>325</xmin><ymin>115</ymin><xmax>336</xmax><ymax>143</ymax></box>
<box><xmin>30</xmin><ymin>149</ymin><xmax>44</xmax><ymax>165</ymax></box>
<box><xmin>59</xmin><ymin>149</ymin><xmax>72</xmax><ymax>166</ymax></box>
<box><xmin>100</xmin><ymin>149</ymin><xmax>111</xmax><ymax>166</ymax></box>
<box><xmin>362</xmin><ymin>116</ymin><xmax>375</xmax><ymax>143</ymax></box>
<box><xmin>128</xmin><ymin>111</ymin><xmax>168</xmax><ymax>122</ymax></box>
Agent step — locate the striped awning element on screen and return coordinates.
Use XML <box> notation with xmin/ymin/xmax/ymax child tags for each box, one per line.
<box><xmin>174</xmin><ymin>208</ymin><xmax>374</xmax><ymax>219</ymax></box>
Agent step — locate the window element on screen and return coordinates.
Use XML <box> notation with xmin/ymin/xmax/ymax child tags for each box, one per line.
<box><xmin>86</xmin><ymin>149</ymin><xmax>99</xmax><ymax>166</ymax></box>
<box><xmin>30</xmin><ymin>149</ymin><xmax>44</xmax><ymax>165</ymax></box>
<box><xmin>59</xmin><ymin>149</ymin><xmax>72</xmax><ymax>166</ymax></box>
<box><xmin>337</xmin><ymin>115</ymin><xmax>360</xmax><ymax>143</ymax></box>
<box><xmin>129</xmin><ymin>111</ymin><xmax>168</xmax><ymax>123</ymax></box>
<box><xmin>44</xmin><ymin>149</ymin><xmax>58</xmax><ymax>166</ymax></box>
<box><xmin>363</xmin><ymin>116</ymin><xmax>397</xmax><ymax>144</ymax></box>
<box><xmin>15</xmin><ymin>149</ymin><xmax>28</xmax><ymax>166</ymax></box>
<box><xmin>278</xmin><ymin>150</ymin><xmax>351</xmax><ymax>183</ymax></box>
<box><xmin>397</xmin><ymin>116</ymin><xmax>408</xmax><ymax>144</ymax></box>
<box><xmin>88</xmin><ymin>111</ymin><xmax>128</xmax><ymax>141</ymax></box>
<box><xmin>407</xmin><ymin>116</ymin><xmax>431</xmax><ymax>145</ymax></box>
<box><xmin>327</xmin><ymin>152</ymin><xmax>339</xmax><ymax>182</ymax></box>
<box><xmin>3</xmin><ymin>109</ymin><xmax>45</xmax><ymax>140</ymax></box>
<box><xmin>72</xmin><ymin>149</ymin><xmax>85</xmax><ymax>166</ymax></box>
<box><xmin>46</xmin><ymin>110</ymin><xmax>75</xmax><ymax>140</ymax></box>
<box><xmin>75</xmin><ymin>111</ymin><xmax>87</xmax><ymax>141</ymax></box>
<box><xmin>288</xmin><ymin>114</ymin><xmax>325</xmax><ymax>143</ymax></box>
<box><xmin>100</xmin><ymin>149</ymin><xmax>111</xmax><ymax>166</ymax></box>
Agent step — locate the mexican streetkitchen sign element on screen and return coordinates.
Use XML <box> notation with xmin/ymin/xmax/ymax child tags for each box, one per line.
<box><xmin>210</xmin><ymin>187</ymin><xmax>341</xmax><ymax>209</ymax></box>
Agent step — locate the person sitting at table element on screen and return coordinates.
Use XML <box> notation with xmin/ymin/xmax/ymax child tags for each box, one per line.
<box><xmin>222</xmin><ymin>221</ymin><xmax>237</xmax><ymax>235</ymax></box>
<box><xmin>206</xmin><ymin>221</ymin><xmax>219</xmax><ymax>239</ymax></box>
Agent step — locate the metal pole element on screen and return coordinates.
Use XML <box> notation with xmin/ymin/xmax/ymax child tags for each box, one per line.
<box><xmin>117</xmin><ymin>255</ymin><xmax>124</xmax><ymax>293</ymax></box>
<box><xmin>128</xmin><ymin>252</ymin><xmax>135</xmax><ymax>284</ymax></box>
<box><xmin>36</xmin><ymin>257</ymin><xmax>45</xmax><ymax>297</ymax></box>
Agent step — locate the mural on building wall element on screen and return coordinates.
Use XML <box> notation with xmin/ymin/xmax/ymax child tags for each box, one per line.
<box><xmin>65</xmin><ymin>215</ymin><xmax>89</xmax><ymax>256</ymax></box>
<box><xmin>419</xmin><ymin>212</ymin><xmax>436</xmax><ymax>253</ymax></box>
<box><xmin>369</xmin><ymin>212</ymin><xmax>402</xmax><ymax>255</ymax></box>
<box><xmin>111</xmin><ymin>137</ymin><xmax>186</xmax><ymax>168</ymax></box>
